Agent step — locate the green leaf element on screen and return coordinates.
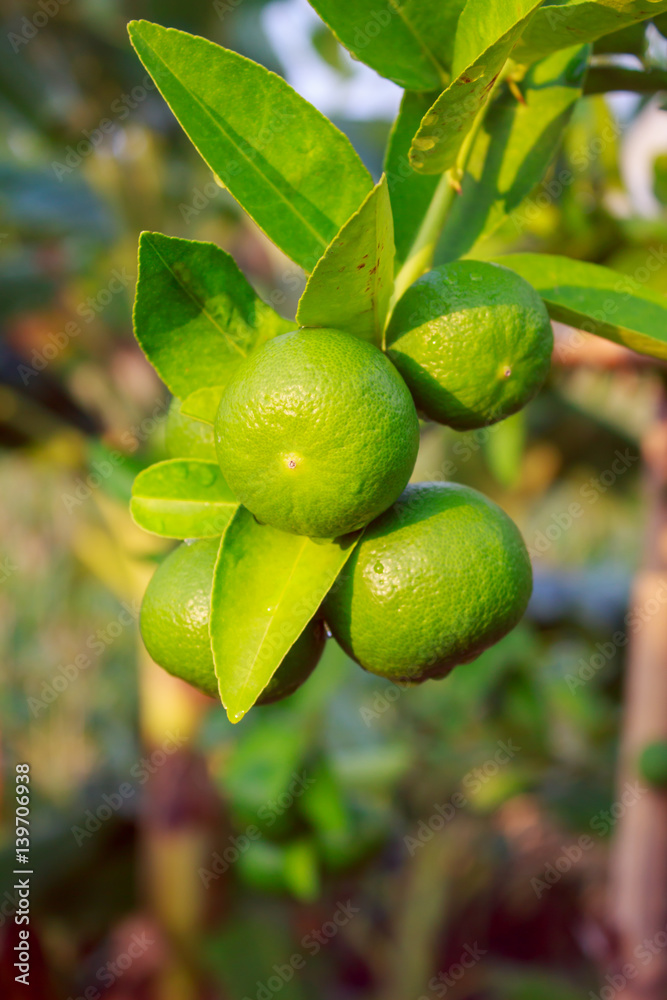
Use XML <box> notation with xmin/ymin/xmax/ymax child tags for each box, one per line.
<box><xmin>180</xmin><ymin>385</ymin><xmax>226</xmax><ymax>426</ymax></box>
<box><xmin>128</xmin><ymin>21</ymin><xmax>372</xmax><ymax>271</ymax></box>
<box><xmin>494</xmin><ymin>253</ymin><xmax>667</xmax><ymax>360</ymax></box>
<box><xmin>134</xmin><ymin>232</ymin><xmax>291</xmax><ymax>399</ymax></box>
<box><xmin>296</xmin><ymin>176</ymin><xmax>395</xmax><ymax>344</ymax></box>
<box><xmin>438</xmin><ymin>45</ymin><xmax>589</xmax><ymax>262</ymax></box>
<box><xmin>409</xmin><ymin>0</ymin><xmax>547</xmax><ymax>176</ymax></box>
<box><xmin>306</xmin><ymin>0</ymin><xmax>465</xmax><ymax>91</ymax></box>
<box><xmin>513</xmin><ymin>0</ymin><xmax>667</xmax><ymax>66</ymax></box>
<box><xmin>210</xmin><ymin>508</ymin><xmax>359</xmax><ymax>722</ymax></box>
<box><xmin>384</xmin><ymin>91</ymin><xmax>441</xmax><ymax>269</ymax></box>
<box><xmin>130</xmin><ymin>459</ymin><xmax>238</xmax><ymax>538</ymax></box>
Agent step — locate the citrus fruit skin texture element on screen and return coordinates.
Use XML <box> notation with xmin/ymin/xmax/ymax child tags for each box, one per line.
<box><xmin>140</xmin><ymin>538</ymin><xmax>325</xmax><ymax>704</ymax></box>
<box><xmin>165</xmin><ymin>397</ymin><xmax>217</xmax><ymax>461</ymax></box>
<box><xmin>385</xmin><ymin>261</ymin><xmax>553</xmax><ymax>430</ymax></box>
<box><xmin>215</xmin><ymin>328</ymin><xmax>420</xmax><ymax>538</ymax></box>
<box><xmin>324</xmin><ymin>482</ymin><xmax>532</xmax><ymax>682</ymax></box>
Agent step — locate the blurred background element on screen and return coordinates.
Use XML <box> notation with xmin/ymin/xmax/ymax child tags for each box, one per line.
<box><xmin>1</xmin><ymin>1</ymin><xmax>667</xmax><ymax>997</ymax></box>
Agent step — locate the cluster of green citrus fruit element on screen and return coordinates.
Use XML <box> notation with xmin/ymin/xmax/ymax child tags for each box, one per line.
<box><xmin>142</xmin><ymin>260</ymin><xmax>551</xmax><ymax>707</ymax></box>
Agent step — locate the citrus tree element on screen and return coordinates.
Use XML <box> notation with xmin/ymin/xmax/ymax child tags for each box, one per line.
<box><xmin>126</xmin><ymin>3</ymin><xmax>667</xmax><ymax>725</ymax></box>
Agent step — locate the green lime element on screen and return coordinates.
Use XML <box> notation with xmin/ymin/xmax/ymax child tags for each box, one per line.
<box><xmin>385</xmin><ymin>260</ymin><xmax>553</xmax><ymax>430</ymax></box>
<box><xmin>638</xmin><ymin>742</ymin><xmax>667</xmax><ymax>787</ymax></box>
<box><xmin>140</xmin><ymin>538</ymin><xmax>325</xmax><ymax>704</ymax></box>
<box><xmin>165</xmin><ymin>396</ymin><xmax>217</xmax><ymax>461</ymax></box>
<box><xmin>324</xmin><ymin>481</ymin><xmax>532</xmax><ymax>682</ymax></box>
<box><xmin>215</xmin><ymin>329</ymin><xmax>420</xmax><ymax>538</ymax></box>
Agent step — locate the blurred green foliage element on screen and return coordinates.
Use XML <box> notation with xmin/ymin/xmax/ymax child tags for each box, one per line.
<box><xmin>2</xmin><ymin>3</ymin><xmax>667</xmax><ymax>998</ymax></box>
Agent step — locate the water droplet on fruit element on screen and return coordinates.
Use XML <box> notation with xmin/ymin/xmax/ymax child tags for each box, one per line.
<box><xmin>374</xmin><ymin>562</ymin><xmax>384</xmax><ymax>574</ymax></box>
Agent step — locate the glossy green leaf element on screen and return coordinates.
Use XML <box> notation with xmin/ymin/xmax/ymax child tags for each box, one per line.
<box><xmin>130</xmin><ymin>459</ymin><xmax>238</xmax><ymax>538</ymax></box>
<box><xmin>513</xmin><ymin>0</ymin><xmax>667</xmax><ymax>66</ymax></box>
<box><xmin>210</xmin><ymin>508</ymin><xmax>359</xmax><ymax>722</ymax></box>
<box><xmin>306</xmin><ymin>0</ymin><xmax>464</xmax><ymax>90</ymax></box>
<box><xmin>384</xmin><ymin>91</ymin><xmax>441</xmax><ymax>269</ymax></box>
<box><xmin>409</xmin><ymin>0</ymin><xmax>546</xmax><ymax>176</ymax></box>
<box><xmin>439</xmin><ymin>45</ymin><xmax>589</xmax><ymax>262</ymax></box>
<box><xmin>296</xmin><ymin>176</ymin><xmax>394</xmax><ymax>344</ymax></box>
<box><xmin>128</xmin><ymin>21</ymin><xmax>372</xmax><ymax>271</ymax></box>
<box><xmin>180</xmin><ymin>385</ymin><xmax>226</xmax><ymax>426</ymax></box>
<box><xmin>134</xmin><ymin>232</ymin><xmax>291</xmax><ymax>399</ymax></box>
<box><xmin>495</xmin><ymin>253</ymin><xmax>667</xmax><ymax>360</ymax></box>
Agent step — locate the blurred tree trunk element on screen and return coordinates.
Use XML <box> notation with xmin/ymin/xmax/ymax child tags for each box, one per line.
<box><xmin>609</xmin><ymin>381</ymin><xmax>667</xmax><ymax>1000</ymax></box>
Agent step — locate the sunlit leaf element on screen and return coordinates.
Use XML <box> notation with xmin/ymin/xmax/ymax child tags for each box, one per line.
<box><xmin>131</xmin><ymin>459</ymin><xmax>238</xmax><ymax>538</ymax></box>
<box><xmin>513</xmin><ymin>0</ymin><xmax>667</xmax><ymax>66</ymax></box>
<box><xmin>409</xmin><ymin>0</ymin><xmax>547</xmax><ymax>176</ymax></box>
<box><xmin>495</xmin><ymin>253</ymin><xmax>667</xmax><ymax>360</ymax></box>
<box><xmin>211</xmin><ymin>508</ymin><xmax>359</xmax><ymax>722</ymax></box>
<box><xmin>128</xmin><ymin>21</ymin><xmax>373</xmax><ymax>270</ymax></box>
<box><xmin>134</xmin><ymin>232</ymin><xmax>291</xmax><ymax>399</ymax></box>
<box><xmin>306</xmin><ymin>0</ymin><xmax>464</xmax><ymax>90</ymax></box>
<box><xmin>296</xmin><ymin>177</ymin><xmax>394</xmax><ymax>344</ymax></box>
<box><xmin>439</xmin><ymin>45</ymin><xmax>589</xmax><ymax>261</ymax></box>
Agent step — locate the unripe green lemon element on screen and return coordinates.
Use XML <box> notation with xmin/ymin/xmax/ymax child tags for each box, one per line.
<box><xmin>385</xmin><ymin>261</ymin><xmax>553</xmax><ymax>430</ymax></box>
<box><xmin>215</xmin><ymin>329</ymin><xmax>420</xmax><ymax>538</ymax></box>
<box><xmin>165</xmin><ymin>397</ymin><xmax>217</xmax><ymax>461</ymax></box>
<box><xmin>140</xmin><ymin>538</ymin><xmax>325</xmax><ymax>704</ymax></box>
<box><xmin>638</xmin><ymin>742</ymin><xmax>667</xmax><ymax>788</ymax></box>
<box><xmin>324</xmin><ymin>482</ymin><xmax>532</xmax><ymax>682</ymax></box>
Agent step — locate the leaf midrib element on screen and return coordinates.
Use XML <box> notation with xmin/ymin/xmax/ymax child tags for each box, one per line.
<box><xmin>387</xmin><ymin>0</ymin><xmax>449</xmax><ymax>85</ymax></box>
<box><xmin>234</xmin><ymin>536</ymin><xmax>310</xmax><ymax>708</ymax></box>
<box><xmin>137</xmin><ymin>31</ymin><xmax>329</xmax><ymax>250</ymax></box>
<box><xmin>146</xmin><ymin>236</ymin><xmax>247</xmax><ymax>359</ymax></box>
